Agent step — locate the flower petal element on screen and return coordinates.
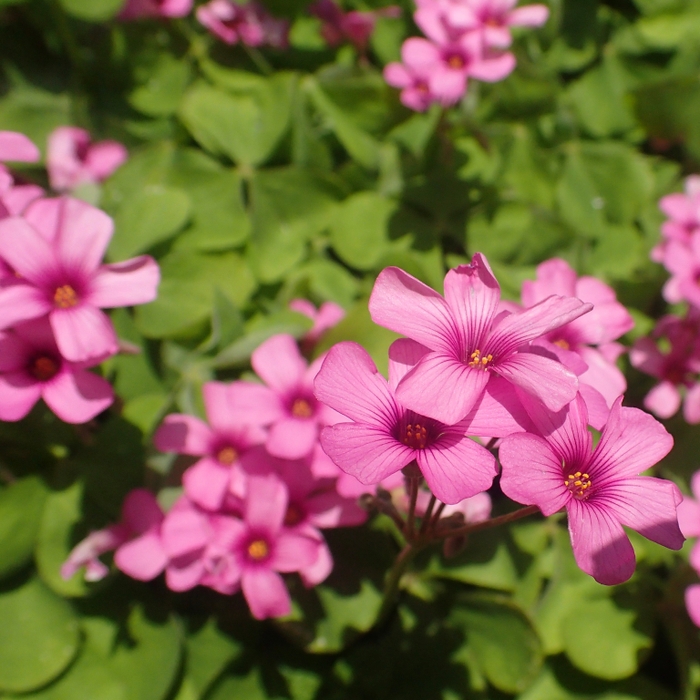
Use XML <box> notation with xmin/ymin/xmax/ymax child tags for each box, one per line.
<box><xmin>495</xmin><ymin>350</ymin><xmax>579</xmax><ymax>412</ymax></box>
<box><xmin>369</xmin><ymin>266</ymin><xmax>458</xmax><ymax>354</ymax></box>
<box><xmin>182</xmin><ymin>458</ymin><xmax>231</xmax><ymax>511</ymax></box>
<box><xmin>319</xmin><ymin>423</ymin><xmax>413</xmax><ymax>484</ymax></box>
<box><xmin>591</xmin><ymin>397</ymin><xmax>674</xmax><ymax>483</ymax></box>
<box><xmin>251</xmin><ymin>334</ymin><xmax>306</xmax><ymax>393</ymax></box>
<box><xmin>0</xmin><ymin>283</ymin><xmax>50</xmax><ymax>330</ymax></box>
<box><xmin>499</xmin><ymin>433</ymin><xmax>570</xmax><ymax>515</ymax></box>
<box><xmin>266</xmin><ymin>417</ymin><xmax>318</xmax><ymax>460</ymax></box>
<box><xmin>272</xmin><ymin>532</ymin><xmax>322</xmax><ymax>572</ymax></box>
<box><xmin>42</xmin><ymin>367</ymin><xmax>113</xmax><ymax>423</ymax></box>
<box><xmin>51</xmin><ymin>305</ymin><xmax>118</xmax><ymax>362</ymax></box>
<box><xmin>678</xmin><ymin>495</ymin><xmax>700</xmax><ymax>538</ymax></box>
<box><xmin>153</xmin><ymin>414</ymin><xmax>212</xmax><ymax>455</ymax></box>
<box><xmin>0</xmin><ymin>216</ymin><xmax>58</xmax><ymax>284</ymax></box>
<box><xmin>245</xmin><ymin>473</ymin><xmax>287</xmax><ymax>535</ymax></box>
<box><xmin>396</xmin><ymin>352</ymin><xmax>490</xmax><ymax>425</ymax></box>
<box><xmin>0</xmin><ymin>131</ymin><xmax>40</xmax><ymax>162</ymax></box>
<box><xmin>314</xmin><ymin>341</ymin><xmax>398</xmax><ymax>428</ymax></box>
<box><xmin>567</xmin><ymin>499</ymin><xmax>636</xmax><ymax>585</ymax></box>
<box><xmin>114</xmin><ymin>530</ymin><xmax>167</xmax><ymax>581</ymax></box>
<box><xmin>685</xmin><ymin>585</ymin><xmax>700</xmax><ymax>627</ymax></box>
<box><xmin>0</xmin><ymin>372</ymin><xmax>42</xmax><ymax>420</ymax></box>
<box><xmin>417</xmin><ymin>432</ymin><xmax>497</xmax><ymax>504</ymax></box>
<box><xmin>242</xmin><ymin>568</ymin><xmax>290</xmax><ymax>619</ymax></box>
<box><xmin>595</xmin><ymin>477</ymin><xmax>684</xmax><ymax>550</ymax></box>
<box><xmin>89</xmin><ymin>256</ymin><xmax>160</xmax><ymax>308</ymax></box>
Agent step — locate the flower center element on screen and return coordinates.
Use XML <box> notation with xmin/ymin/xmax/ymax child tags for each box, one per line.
<box><xmin>54</xmin><ymin>284</ymin><xmax>79</xmax><ymax>309</ymax></box>
<box><xmin>291</xmin><ymin>398</ymin><xmax>313</xmax><ymax>419</ymax></box>
<box><xmin>284</xmin><ymin>504</ymin><xmax>304</xmax><ymax>527</ymax></box>
<box><xmin>553</xmin><ymin>339</ymin><xmax>570</xmax><ymax>350</ymax></box>
<box><xmin>30</xmin><ymin>355</ymin><xmax>60</xmax><ymax>382</ymax></box>
<box><xmin>447</xmin><ymin>54</ymin><xmax>465</xmax><ymax>69</ymax></box>
<box><xmin>468</xmin><ymin>349</ymin><xmax>493</xmax><ymax>369</ymax></box>
<box><xmin>216</xmin><ymin>446</ymin><xmax>237</xmax><ymax>465</ymax></box>
<box><xmin>247</xmin><ymin>539</ymin><xmax>269</xmax><ymax>561</ymax></box>
<box><xmin>403</xmin><ymin>423</ymin><xmax>428</xmax><ymax>450</ymax></box>
<box><xmin>564</xmin><ymin>470</ymin><xmax>592</xmax><ymax>499</ymax></box>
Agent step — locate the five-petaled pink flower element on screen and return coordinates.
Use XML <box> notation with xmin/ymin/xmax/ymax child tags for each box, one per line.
<box><xmin>47</xmin><ymin>127</ymin><xmax>128</xmax><ymax>192</ymax></box>
<box><xmin>0</xmin><ymin>317</ymin><xmax>113</xmax><ymax>423</ymax></box>
<box><xmin>499</xmin><ymin>394</ymin><xmax>684</xmax><ymax>585</ymax></box>
<box><xmin>315</xmin><ymin>339</ymin><xmax>531</xmax><ymax>504</ymax></box>
<box><xmin>369</xmin><ymin>254</ymin><xmax>591</xmax><ymax>425</ymax></box>
<box><xmin>154</xmin><ymin>381</ymin><xmax>266</xmax><ymax>511</ymax></box>
<box><xmin>0</xmin><ymin>196</ymin><xmax>159</xmax><ymax>363</ymax></box>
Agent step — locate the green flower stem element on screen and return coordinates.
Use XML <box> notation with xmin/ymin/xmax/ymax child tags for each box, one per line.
<box><xmin>243</xmin><ymin>46</ymin><xmax>274</xmax><ymax>76</ymax></box>
<box><xmin>419</xmin><ymin>494</ymin><xmax>437</xmax><ymax>536</ymax></box>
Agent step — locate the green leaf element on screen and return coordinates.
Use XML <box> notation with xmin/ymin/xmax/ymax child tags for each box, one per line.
<box><xmin>129</xmin><ymin>54</ymin><xmax>191</xmax><ymax>117</ymax></box>
<box><xmin>179</xmin><ymin>74</ymin><xmax>292</xmax><ymax>167</ymax></box>
<box><xmin>111</xmin><ymin>606</ymin><xmax>182</xmax><ymax>700</ymax></box>
<box><xmin>109</xmin><ymin>186</ymin><xmax>191</xmax><ymax>260</ymax></box>
<box><xmin>450</xmin><ymin>593</ymin><xmax>543</xmax><ymax>694</ymax></box>
<box><xmin>207</xmin><ymin>668</ymin><xmax>268</xmax><ymax>700</ymax></box>
<box><xmin>0</xmin><ymin>576</ymin><xmax>80</xmax><ymax>693</ymax></box>
<box><xmin>307</xmin><ymin>79</ymin><xmax>380</xmax><ymax>168</ymax></box>
<box><xmin>57</xmin><ymin>0</ymin><xmax>122</xmax><ymax>20</ymax></box>
<box><xmin>186</xmin><ymin>619</ymin><xmax>242</xmax><ymax>697</ymax></box>
<box><xmin>135</xmin><ymin>251</ymin><xmax>256</xmax><ymax>338</ymax></box>
<box><xmin>561</xmin><ymin>595</ymin><xmax>653</xmax><ymax>680</ymax></box>
<box><xmin>0</xmin><ymin>476</ymin><xmax>47</xmax><ymax>579</ymax></box>
<box><xmin>248</xmin><ymin>167</ymin><xmax>340</xmax><ymax>283</ymax></box>
<box><xmin>35</xmin><ymin>482</ymin><xmax>90</xmax><ymax>597</ymax></box>
<box><xmin>330</xmin><ymin>191</ymin><xmax>397</xmax><ymax>270</ymax></box>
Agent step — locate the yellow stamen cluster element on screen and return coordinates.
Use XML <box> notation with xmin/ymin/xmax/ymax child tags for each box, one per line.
<box><xmin>553</xmin><ymin>339</ymin><xmax>570</xmax><ymax>350</ymax></box>
<box><xmin>291</xmin><ymin>398</ymin><xmax>313</xmax><ymax>419</ymax></box>
<box><xmin>54</xmin><ymin>284</ymin><xmax>79</xmax><ymax>309</ymax></box>
<box><xmin>448</xmin><ymin>55</ymin><xmax>465</xmax><ymax>69</ymax></box>
<box><xmin>217</xmin><ymin>446</ymin><xmax>237</xmax><ymax>465</ymax></box>
<box><xmin>565</xmin><ymin>470</ymin><xmax>592</xmax><ymax>499</ymax></box>
<box><xmin>468</xmin><ymin>349</ymin><xmax>493</xmax><ymax>369</ymax></box>
<box><xmin>247</xmin><ymin>539</ymin><xmax>269</xmax><ymax>561</ymax></box>
<box><xmin>403</xmin><ymin>423</ymin><xmax>428</xmax><ymax>450</ymax></box>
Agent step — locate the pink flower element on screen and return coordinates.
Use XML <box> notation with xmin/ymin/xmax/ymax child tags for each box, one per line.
<box><xmin>47</xmin><ymin>127</ymin><xmax>128</xmax><ymax>192</ymax></box>
<box><xmin>368</xmin><ymin>254</ymin><xmax>591</xmax><ymax>425</ymax></box>
<box><xmin>384</xmin><ymin>50</ymin><xmax>436</xmax><ymax>112</ymax></box>
<box><xmin>154</xmin><ymin>382</ymin><xmax>266</xmax><ymax>511</ymax></box>
<box><xmin>162</xmin><ymin>474</ymin><xmax>321</xmax><ymax>618</ymax></box>
<box><xmin>686</xmin><ymin>584</ymin><xmax>700</xmax><ymax>627</ymax></box>
<box><xmin>0</xmin><ymin>317</ymin><xmax>113</xmax><ymax>423</ymax></box>
<box><xmin>314</xmin><ymin>339</ymin><xmax>532</xmax><ymax>504</ymax></box>
<box><xmin>230</xmin><ymin>334</ymin><xmax>339</xmax><ymax>460</ymax></box>
<box><xmin>0</xmin><ymin>131</ymin><xmax>40</xmax><ymax>163</ymax></box>
<box><xmin>0</xmin><ymin>196</ymin><xmax>160</xmax><ymax>363</ymax></box>
<box><xmin>654</xmin><ymin>175</ymin><xmax>700</xmax><ymax>261</ymax></box>
<box><xmin>119</xmin><ymin>0</ymin><xmax>193</xmax><ymax>19</ymax></box>
<box><xmin>520</xmin><ymin>258</ymin><xmax>634</xmax><ymax>427</ymax></box>
<box><xmin>460</xmin><ymin>0</ymin><xmax>549</xmax><ymax>48</ymax></box>
<box><xmin>659</xmin><ymin>234</ymin><xmax>700</xmax><ymax>308</ymax></box>
<box><xmin>309</xmin><ymin>0</ymin><xmax>401</xmax><ymax>53</ymax></box>
<box><xmin>61</xmin><ymin>489</ymin><xmax>167</xmax><ymax>582</ymax></box>
<box><xmin>196</xmin><ymin>0</ymin><xmax>289</xmax><ymax>48</ymax></box>
<box><xmin>677</xmin><ymin>470</ymin><xmax>700</xmax><ymax>573</ymax></box>
<box><xmin>630</xmin><ymin>311</ymin><xmax>700</xmax><ymax>423</ymax></box>
<box><xmin>289</xmin><ymin>298</ymin><xmax>345</xmax><ymax>347</ymax></box>
<box><xmin>500</xmin><ymin>394</ymin><xmax>684</xmax><ymax>585</ymax></box>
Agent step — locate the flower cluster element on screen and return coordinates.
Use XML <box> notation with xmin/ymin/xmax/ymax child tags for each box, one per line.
<box><xmin>314</xmin><ymin>253</ymin><xmax>684</xmax><ymax>585</ymax></box>
<box><xmin>309</xmin><ymin>0</ymin><xmax>401</xmax><ymax>54</ymax></box>
<box><xmin>631</xmin><ymin>176</ymin><xmax>700</xmax><ymax>423</ymax></box>
<box><xmin>119</xmin><ymin>0</ymin><xmax>193</xmax><ymax>20</ymax></box>
<box><xmin>383</xmin><ymin>0</ymin><xmax>548</xmax><ymax>111</ymax></box>
<box><xmin>196</xmin><ymin>0</ymin><xmax>290</xmax><ymax>49</ymax></box>
<box><xmin>0</xmin><ymin>130</ymin><xmax>159</xmax><ymax>423</ymax></box>
<box><xmin>62</xmin><ymin>314</ymin><xmax>375</xmax><ymax>619</ymax></box>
